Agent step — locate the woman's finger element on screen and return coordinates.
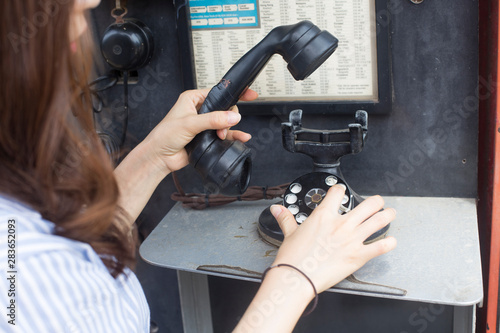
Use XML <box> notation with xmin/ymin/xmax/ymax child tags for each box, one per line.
<box><xmin>216</xmin><ymin>105</ymin><xmax>238</xmax><ymax>140</ymax></box>
<box><xmin>270</xmin><ymin>205</ymin><xmax>298</xmax><ymax>238</ymax></box>
<box><xmin>185</xmin><ymin>111</ymin><xmax>242</xmax><ymax>136</ymax></box>
<box><xmin>173</xmin><ymin>88</ymin><xmax>257</xmax><ymax>140</ymax></box>
<box><xmin>239</xmin><ymin>88</ymin><xmax>259</xmax><ymax>101</ymax></box>
<box><xmin>216</xmin><ymin>128</ymin><xmax>251</xmax><ymax>141</ymax></box>
<box><xmin>360</xmin><ymin>236</ymin><xmax>397</xmax><ymax>259</ymax></box>
<box><xmin>345</xmin><ymin>195</ymin><xmax>385</xmax><ymax>227</ymax></box>
<box><xmin>183</xmin><ymin>88</ymin><xmax>256</xmax><ymax>113</ymax></box>
<box><xmin>217</xmin><ymin>129</ymin><xmax>228</xmax><ymax>140</ymax></box>
<box><xmin>312</xmin><ymin>185</ymin><xmax>346</xmax><ymax>217</ymax></box>
<box><xmin>225</xmin><ymin>130</ymin><xmax>252</xmax><ymax>142</ymax></box>
<box><xmin>176</xmin><ymin>89</ymin><xmax>211</xmax><ymax>112</ymax></box>
<box><xmin>355</xmin><ymin>208</ymin><xmax>396</xmax><ymax>242</ymax></box>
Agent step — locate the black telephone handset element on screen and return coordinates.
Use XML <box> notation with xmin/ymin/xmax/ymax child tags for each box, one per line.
<box><xmin>186</xmin><ymin>20</ymin><xmax>338</xmax><ymax>196</ymax></box>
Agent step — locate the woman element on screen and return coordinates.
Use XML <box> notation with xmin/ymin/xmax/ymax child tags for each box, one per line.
<box><xmin>0</xmin><ymin>1</ymin><xmax>396</xmax><ymax>332</ymax></box>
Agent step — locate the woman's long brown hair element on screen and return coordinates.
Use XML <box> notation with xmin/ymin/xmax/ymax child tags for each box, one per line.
<box><xmin>0</xmin><ymin>1</ymin><xmax>136</xmax><ymax>277</ymax></box>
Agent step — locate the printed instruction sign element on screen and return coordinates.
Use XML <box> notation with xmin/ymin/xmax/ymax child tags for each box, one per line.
<box><xmin>190</xmin><ymin>0</ymin><xmax>260</xmax><ymax>29</ymax></box>
<box><xmin>188</xmin><ymin>0</ymin><xmax>378</xmax><ymax>102</ymax></box>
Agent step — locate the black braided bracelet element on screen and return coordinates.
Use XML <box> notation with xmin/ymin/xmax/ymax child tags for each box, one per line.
<box><xmin>261</xmin><ymin>263</ymin><xmax>319</xmax><ymax>317</ymax></box>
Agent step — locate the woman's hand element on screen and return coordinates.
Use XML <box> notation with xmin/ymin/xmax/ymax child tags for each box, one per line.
<box><xmin>235</xmin><ymin>186</ymin><xmax>396</xmax><ymax>332</ymax></box>
<box><xmin>114</xmin><ymin>88</ymin><xmax>257</xmax><ymax>222</ymax></box>
<box><xmin>144</xmin><ymin>88</ymin><xmax>258</xmax><ymax>174</ymax></box>
<box><xmin>271</xmin><ymin>184</ymin><xmax>397</xmax><ymax>293</ymax></box>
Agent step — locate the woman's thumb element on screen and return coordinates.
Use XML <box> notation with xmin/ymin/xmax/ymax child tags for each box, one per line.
<box><xmin>194</xmin><ymin>111</ymin><xmax>241</xmax><ymax>133</ymax></box>
<box><xmin>270</xmin><ymin>205</ymin><xmax>298</xmax><ymax>237</ymax></box>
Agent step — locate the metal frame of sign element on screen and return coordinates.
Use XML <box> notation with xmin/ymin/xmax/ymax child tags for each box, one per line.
<box><xmin>174</xmin><ymin>0</ymin><xmax>392</xmax><ymax>115</ymax></box>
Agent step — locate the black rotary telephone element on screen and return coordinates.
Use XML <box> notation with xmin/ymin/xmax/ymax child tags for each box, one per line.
<box><xmin>183</xmin><ymin>20</ymin><xmax>389</xmax><ymax>244</ymax></box>
<box><xmin>257</xmin><ymin>109</ymin><xmax>390</xmax><ymax>246</ymax></box>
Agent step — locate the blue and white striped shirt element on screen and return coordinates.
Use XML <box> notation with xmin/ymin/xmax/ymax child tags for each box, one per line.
<box><xmin>0</xmin><ymin>195</ymin><xmax>150</xmax><ymax>332</ymax></box>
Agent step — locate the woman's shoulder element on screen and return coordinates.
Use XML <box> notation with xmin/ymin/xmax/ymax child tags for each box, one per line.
<box><xmin>0</xmin><ymin>195</ymin><xmax>98</xmax><ymax>262</ymax></box>
<box><xmin>0</xmin><ymin>194</ymin><xmax>115</xmax><ymax>286</ymax></box>
<box><xmin>0</xmin><ymin>195</ymin><xmax>150</xmax><ymax>332</ymax></box>
<box><xmin>1</xmin><ymin>249</ymin><xmax>149</xmax><ymax>332</ymax></box>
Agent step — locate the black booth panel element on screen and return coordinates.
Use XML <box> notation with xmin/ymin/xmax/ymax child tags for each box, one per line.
<box><xmin>89</xmin><ymin>0</ymin><xmax>479</xmax><ymax>332</ymax></box>
<box><xmin>91</xmin><ymin>2</ymin><xmax>185</xmax><ymax>332</ymax></box>
<box><xmin>208</xmin><ymin>276</ymin><xmax>454</xmax><ymax>333</ymax></box>
<box><xmin>236</xmin><ymin>0</ymin><xmax>479</xmax><ymax>198</ymax></box>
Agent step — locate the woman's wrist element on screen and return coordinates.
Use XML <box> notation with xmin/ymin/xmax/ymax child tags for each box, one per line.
<box><xmin>235</xmin><ymin>265</ymin><xmax>315</xmax><ymax>332</ymax></box>
<box><xmin>262</xmin><ymin>263</ymin><xmax>318</xmax><ymax>316</ymax></box>
<box><xmin>113</xmin><ymin>137</ymin><xmax>171</xmax><ymax>222</ymax></box>
<box><xmin>135</xmin><ymin>134</ymin><xmax>172</xmax><ymax>177</ymax></box>
<box><xmin>264</xmin><ymin>263</ymin><xmax>316</xmax><ymax>304</ymax></box>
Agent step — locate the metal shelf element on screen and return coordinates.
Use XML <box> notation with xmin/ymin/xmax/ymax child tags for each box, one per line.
<box><xmin>140</xmin><ymin>196</ymin><xmax>483</xmax><ymax>332</ymax></box>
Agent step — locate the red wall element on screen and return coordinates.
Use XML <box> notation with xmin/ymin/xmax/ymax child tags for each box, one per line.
<box><xmin>478</xmin><ymin>0</ymin><xmax>499</xmax><ymax>331</ymax></box>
